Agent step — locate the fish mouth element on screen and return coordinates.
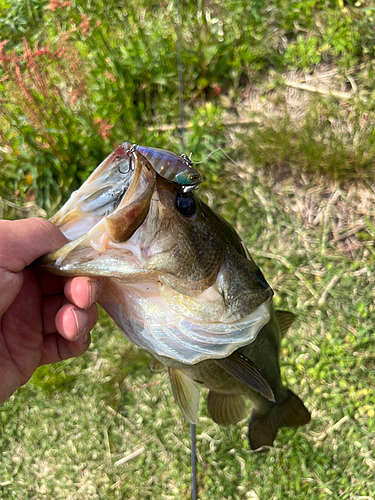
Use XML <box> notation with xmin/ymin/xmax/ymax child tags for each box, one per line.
<box><xmin>39</xmin><ymin>142</ymin><xmax>157</xmax><ymax>270</ymax></box>
<box><xmin>50</xmin><ymin>143</ymin><xmax>144</xmax><ymax>235</ymax></box>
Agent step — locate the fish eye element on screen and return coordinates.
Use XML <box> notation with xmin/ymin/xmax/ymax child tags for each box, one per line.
<box><xmin>176</xmin><ymin>193</ymin><xmax>197</xmax><ymax>218</ymax></box>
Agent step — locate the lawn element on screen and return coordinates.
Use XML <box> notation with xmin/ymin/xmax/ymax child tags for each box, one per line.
<box><xmin>0</xmin><ymin>1</ymin><xmax>374</xmax><ymax>499</ymax></box>
<box><xmin>1</xmin><ymin>159</ymin><xmax>374</xmax><ymax>499</ymax></box>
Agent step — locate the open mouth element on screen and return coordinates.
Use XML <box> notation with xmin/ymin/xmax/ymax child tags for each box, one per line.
<box><xmin>40</xmin><ymin>143</ymin><xmax>156</xmax><ymax>268</ymax></box>
<box><xmin>50</xmin><ymin>143</ymin><xmax>138</xmax><ymax>233</ymax></box>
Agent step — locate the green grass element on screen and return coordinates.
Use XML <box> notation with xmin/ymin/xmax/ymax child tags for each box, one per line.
<box><xmin>1</xmin><ymin>163</ymin><xmax>374</xmax><ymax>499</ymax></box>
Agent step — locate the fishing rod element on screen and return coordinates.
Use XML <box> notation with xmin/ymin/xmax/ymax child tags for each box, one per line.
<box><xmin>176</xmin><ymin>2</ymin><xmax>198</xmax><ymax>499</ymax></box>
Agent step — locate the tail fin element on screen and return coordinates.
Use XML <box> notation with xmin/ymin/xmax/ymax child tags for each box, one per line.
<box><xmin>248</xmin><ymin>390</ymin><xmax>310</xmax><ymax>450</ymax></box>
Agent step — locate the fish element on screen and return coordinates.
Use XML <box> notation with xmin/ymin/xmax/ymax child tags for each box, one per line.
<box><xmin>39</xmin><ymin>142</ymin><xmax>310</xmax><ymax>450</ymax></box>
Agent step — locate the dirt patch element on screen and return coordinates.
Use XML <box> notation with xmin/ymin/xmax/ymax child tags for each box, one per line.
<box><xmin>228</xmin><ymin>65</ymin><xmax>375</xmax><ymax>258</ymax></box>
<box><xmin>236</xmin><ymin>63</ymin><xmax>357</xmax><ymax>124</ymax></box>
<box><xmin>263</xmin><ymin>167</ymin><xmax>375</xmax><ymax>257</ymax></box>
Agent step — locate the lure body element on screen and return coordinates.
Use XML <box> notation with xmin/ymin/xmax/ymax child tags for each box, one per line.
<box><xmin>133</xmin><ymin>145</ymin><xmax>203</xmax><ymax>191</ymax></box>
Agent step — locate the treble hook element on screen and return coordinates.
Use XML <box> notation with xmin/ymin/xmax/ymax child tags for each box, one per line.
<box><xmin>116</xmin><ymin>156</ymin><xmax>131</xmax><ymax>175</ymax></box>
<box><xmin>180</xmin><ymin>153</ymin><xmax>194</xmax><ymax>167</ymax></box>
<box><xmin>121</xmin><ymin>144</ymin><xmax>137</xmax><ymax>172</ymax></box>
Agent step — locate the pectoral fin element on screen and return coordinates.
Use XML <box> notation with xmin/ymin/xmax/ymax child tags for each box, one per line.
<box><xmin>275</xmin><ymin>310</ymin><xmax>295</xmax><ymax>337</ymax></box>
<box><xmin>207</xmin><ymin>391</ymin><xmax>247</xmax><ymax>426</ymax></box>
<box><xmin>168</xmin><ymin>368</ymin><xmax>200</xmax><ymax>424</ymax></box>
<box><xmin>215</xmin><ymin>351</ymin><xmax>275</xmax><ymax>402</ymax></box>
<box><xmin>149</xmin><ymin>357</ymin><xmax>165</xmax><ymax>372</ymax></box>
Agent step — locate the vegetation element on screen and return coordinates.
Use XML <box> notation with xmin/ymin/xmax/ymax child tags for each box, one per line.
<box><xmin>0</xmin><ymin>0</ymin><xmax>374</xmax><ymax>499</ymax></box>
<box><xmin>1</xmin><ymin>0</ymin><xmax>375</xmax><ymax>210</ymax></box>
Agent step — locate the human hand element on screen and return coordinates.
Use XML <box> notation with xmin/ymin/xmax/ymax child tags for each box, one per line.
<box><xmin>0</xmin><ymin>218</ymin><xmax>102</xmax><ymax>404</ymax></box>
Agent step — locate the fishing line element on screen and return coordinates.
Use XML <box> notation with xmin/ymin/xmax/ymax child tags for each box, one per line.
<box><xmin>193</xmin><ymin>147</ymin><xmax>238</xmax><ymax>166</ymax></box>
<box><xmin>176</xmin><ymin>2</ymin><xmax>198</xmax><ymax>499</ymax></box>
<box><xmin>190</xmin><ymin>422</ymin><xmax>197</xmax><ymax>500</ymax></box>
<box><xmin>176</xmin><ymin>0</ymin><xmax>185</xmax><ymax>153</ymax></box>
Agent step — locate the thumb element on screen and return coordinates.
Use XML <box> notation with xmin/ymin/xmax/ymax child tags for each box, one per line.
<box><xmin>0</xmin><ymin>218</ymin><xmax>67</xmax><ymax>272</ymax></box>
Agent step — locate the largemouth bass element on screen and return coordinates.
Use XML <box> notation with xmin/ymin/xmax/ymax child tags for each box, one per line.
<box><xmin>40</xmin><ymin>142</ymin><xmax>310</xmax><ymax>450</ymax></box>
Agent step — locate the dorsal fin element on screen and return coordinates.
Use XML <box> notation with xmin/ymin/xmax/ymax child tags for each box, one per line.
<box><xmin>168</xmin><ymin>368</ymin><xmax>200</xmax><ymax>424</ymax></box>
<box><xmin>215</xmin><ymin>351</ymin><xmax>275</xmax><ymax>402</ymax></box>
<box><xmin>275</xmin><ymin>310</ymin><xmax>295</xmax><ymax>337</ymax></box>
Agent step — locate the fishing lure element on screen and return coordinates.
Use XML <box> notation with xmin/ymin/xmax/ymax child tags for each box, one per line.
<box><xmin>125</xmin><ymin>144</ymin><xmax>203</xmax><ymax>193</ymax></box>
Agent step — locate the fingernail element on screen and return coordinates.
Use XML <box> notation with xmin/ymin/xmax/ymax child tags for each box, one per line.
<box><xmin>77</xmin><ymin>332</ymin><xmax>91</xmax><ymax>344</ymax></box>
<box><xmin>70</xmin><ymin>333</ymin><xmax>91</xmax><ymax>353</ymax></box>
<box><xmin>72</xmin><ymin>309</ymin><xmax>89</xmax><ymax>338</ymax></box>
<box><xmin>89</xmin><ymin>281</ymin><xmax>101</xmax><ymax>306</ymax></box>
